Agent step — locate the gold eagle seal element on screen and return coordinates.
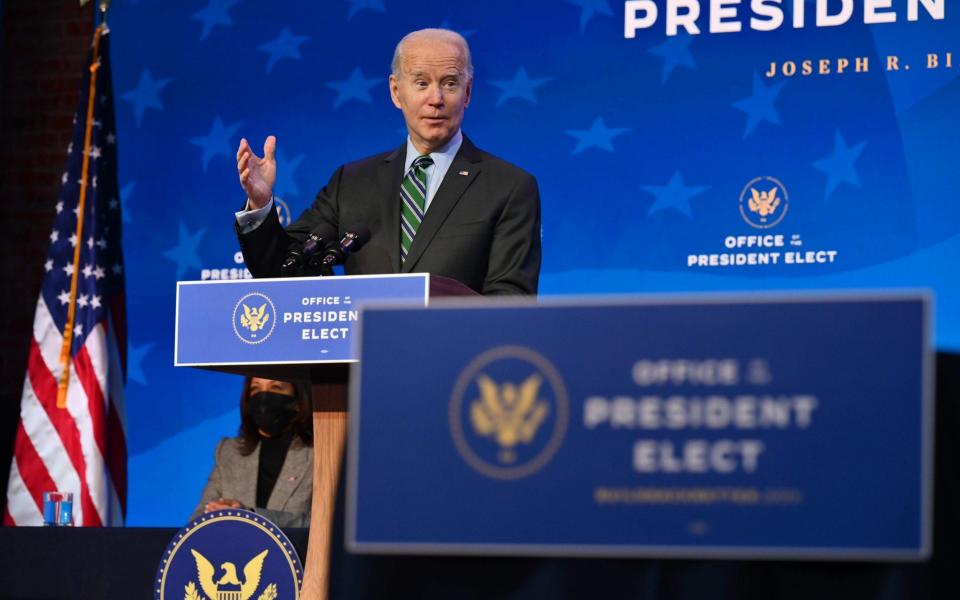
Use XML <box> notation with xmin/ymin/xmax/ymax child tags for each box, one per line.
<box><xmin>231</xmin><ymin>292</ymin><xmax>277</xmax><ymax>344</ymax></box>
<box><xmin>154</xmin><ymin>510</ymin><xmax>302</xmax><ymax>600</ymax></box>
<box><xmin>739</xmin><ymin>176</ymin><xmax>789</xmax><ymax>229</ymax></box>
<box><xmin>185</xmin><ymin>548</ymin><xmax>272</xmax><ymax>600</ymax></box>
<box><xmin>450</xmin><ymin>345</ymin><xmax>569</xmax><ymax>480</ymax></box>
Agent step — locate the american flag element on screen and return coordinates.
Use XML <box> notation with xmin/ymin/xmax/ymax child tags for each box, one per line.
<box><xmin>4</xmin><ymin>23</ymin><xmax>127</xmax><ymax>526</ymax></box>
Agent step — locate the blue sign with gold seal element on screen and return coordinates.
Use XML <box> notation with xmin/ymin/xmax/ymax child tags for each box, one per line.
<box><xmin>175</xmin><ymin>274</ymin><xmax>429</xmax><ymax>365</ymax></box>
<box><xmin>155</xmin><ymin>509</ymin><xmax>303</xmax><ymax>600</ymax></box>
<box><xmin>347</xmin><ymin>293</ymin><xmax>931</xmax><ymax>560</ymax></box>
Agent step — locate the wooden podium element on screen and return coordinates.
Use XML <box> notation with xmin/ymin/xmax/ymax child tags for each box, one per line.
<box><xmin>187</xmin><ymin>275</ymin><xmax>477</xmax><ymax>600</ymax></box>
<box><xmin>301</xmin><ymin>362</ymin><xmax>349</xmax><ymax>600</ymax></box>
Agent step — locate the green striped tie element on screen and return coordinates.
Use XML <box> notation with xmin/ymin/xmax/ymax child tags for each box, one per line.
<box><xmin>400</xmin><ymin>155</ymin><xmax>433</xmax><ymax>263</ymax></box>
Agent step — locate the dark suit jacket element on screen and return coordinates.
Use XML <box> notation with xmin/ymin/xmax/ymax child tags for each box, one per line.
<box><xmin>238</xmin><ymin>135</ymin><xmax>541</xmax><ymax>295</ymax></box>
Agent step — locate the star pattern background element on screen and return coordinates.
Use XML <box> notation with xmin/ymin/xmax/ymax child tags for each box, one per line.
<box><xmin>107</xmin><ymin>0</ymin><xmax>960</xmax><ymax>525</ymax></box>
<box><xmin>258</xmin><ymin>28</ymin><xmax>309</xmax><ymax>73</ymax></box>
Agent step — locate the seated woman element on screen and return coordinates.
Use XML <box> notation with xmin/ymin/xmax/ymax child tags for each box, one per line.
<box><xmin>191</xmin><ymin>376</ymin><xmax>313</xmax><ymax>527</ymax></box>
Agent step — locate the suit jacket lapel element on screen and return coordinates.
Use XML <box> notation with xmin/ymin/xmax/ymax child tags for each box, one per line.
<box><xmin>379</xmin><ymin>144</ymin><xmax>407</xmax><ymax>272</ymax></box>
<box><xmin>401</xmin><ymin>136</ymin><xmax>482</xmax><ymax>273</ymax></box>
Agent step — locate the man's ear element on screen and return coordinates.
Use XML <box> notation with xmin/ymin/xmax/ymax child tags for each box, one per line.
<box><xmin>389</xmin><ymin>74</ymin><xmax>402</xmax><ymax>109</ymax></box>
<box><xmin>463</xmin><ymin>78</ymin><xmax>472</xmax><ymax>108</ymax></box>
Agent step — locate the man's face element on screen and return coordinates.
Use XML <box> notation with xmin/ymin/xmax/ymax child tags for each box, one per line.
<box><xmin>390</xmin><ymin>39</ymin><xmax>472</xmax><ymax>154</ymax></box>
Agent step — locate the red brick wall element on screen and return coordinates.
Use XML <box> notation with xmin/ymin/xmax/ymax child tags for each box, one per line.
<box><xmin>0</xmin><ymin>1</ymin><xmax>93</xmax><ymax>515</ymax></box>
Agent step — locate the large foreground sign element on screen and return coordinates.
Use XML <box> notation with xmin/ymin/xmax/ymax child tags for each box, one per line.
<box><xmin>348</xmin><ymin>293</ymin><xmax>931</xmax><ymax>560</ymax></box>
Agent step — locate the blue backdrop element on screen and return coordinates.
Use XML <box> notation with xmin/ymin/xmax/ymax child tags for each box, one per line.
<box><xmin>106</xmin><ymin>0</ymin><xmax>959</xmax><ymax>525</ymax></box>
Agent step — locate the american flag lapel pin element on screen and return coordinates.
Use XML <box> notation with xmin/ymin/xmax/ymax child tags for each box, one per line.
<box><xmin>458</xmin><ymin>170</ymin><xmax>469</xmax><ymax>176</ymax></box>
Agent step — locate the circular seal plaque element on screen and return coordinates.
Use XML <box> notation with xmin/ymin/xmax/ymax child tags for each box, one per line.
<box><xmin>155</xmin><ymin>509</ymin><xmax>303</xmax><ymax>600</ymax></box>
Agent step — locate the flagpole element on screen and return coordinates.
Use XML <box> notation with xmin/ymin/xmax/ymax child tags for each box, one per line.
<box><xmin>56</xmin><ymin>23</ymin><xmax>105</xmax><ymax>409</ymax></box>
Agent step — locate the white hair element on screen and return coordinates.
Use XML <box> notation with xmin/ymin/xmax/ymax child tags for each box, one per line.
<box><xmin>391</xmin><ymin>28</ymin><xmax>473</xmax><ymax>79</ymax></box>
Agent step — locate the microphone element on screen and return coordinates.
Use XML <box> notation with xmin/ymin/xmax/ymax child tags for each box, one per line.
<box><xmin>280</xmin><ymin>242</ymin><xmax>305</xmax><ymax>277</ymax></box>
<box><xmin>321</xmin><ymin>226</ymin><xmax>371</xmax><ymax>268</ymax></box>
<box><xmin>302</xmin><ymin>228</ymin><xmax>334</xmax><ymax>259</ymax></box>
<box><xmin>282</xmin><ymin>226</ymin><xmax>336</xmax><ymax>277</ymax></box>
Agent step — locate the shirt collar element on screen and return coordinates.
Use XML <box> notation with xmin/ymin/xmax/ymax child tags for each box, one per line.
<box><xmin>404</xmin><ymin>129</ymin><xmax>463</xmax><ymax>172</ymax></box>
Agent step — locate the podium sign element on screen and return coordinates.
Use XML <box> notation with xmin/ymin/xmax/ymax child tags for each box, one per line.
<box><xmin>347</xmin><ymin>293</ymin><xmax>931</xmax><ymax>560</ymax></box>
<box><xmin>175</xmin><ymin>274</ymin><xmax>428</xmax><ymax>366</ymax></box>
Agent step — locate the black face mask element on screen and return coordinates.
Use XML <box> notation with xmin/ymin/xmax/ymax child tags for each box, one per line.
<box><xmin>247</xmin><ymin>391</ymin><xmax>297</xmax><ymax>437</ymax></box>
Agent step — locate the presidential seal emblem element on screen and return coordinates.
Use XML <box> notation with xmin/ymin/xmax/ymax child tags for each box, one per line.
<box><xmin>232</xmin><ymin>292</ymin><xmax>277</xmax><ymax>344</ymax></box>
<box><xmin>449</xmin><ymin>345</ymin><xmax>569</xmax><ymax>480</ymax></box>
<box><xmin>154</xmin><ymin>509</ymin><xmax>302</xmax><ymax>600</ymax></box>
<box><xmin>739</xmin><ymin>176</ymin><xmax>789</xmax><ymax>229</ymax></box>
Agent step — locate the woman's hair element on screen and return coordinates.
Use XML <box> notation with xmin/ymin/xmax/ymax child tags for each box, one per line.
<box><xmin>236</xmin><ymin>376</ymin><xmax>312</xmax><ymax>455</ymax></box>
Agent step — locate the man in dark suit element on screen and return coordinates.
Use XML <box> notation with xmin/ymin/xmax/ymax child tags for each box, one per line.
<box><xmin>233</xmin><ymin>29</ymin><xmax>543</xmax><ymax>598</ymax></box>
<box><xmin>235</xmin><ymin>28</ymin><xmax>540</xmax><ymax>295</ymax></box>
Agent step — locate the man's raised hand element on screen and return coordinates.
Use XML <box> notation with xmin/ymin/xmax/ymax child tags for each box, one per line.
<box><xmin>237</xmin><ymin>135</ymin><xmax>277</xmax><ymax>210</ymax></box>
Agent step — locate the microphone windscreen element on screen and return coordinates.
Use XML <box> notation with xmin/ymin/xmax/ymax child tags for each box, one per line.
<box><xmin>345</xmin><ymin>225</ymin><xmax>371</xmax><ymax>250</ymax></box>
